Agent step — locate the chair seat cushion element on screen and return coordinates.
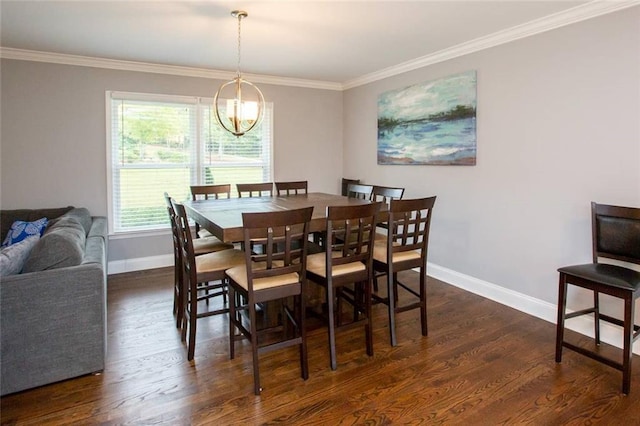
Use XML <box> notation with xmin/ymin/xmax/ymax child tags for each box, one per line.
<box><xmin>306</xmin><ymin>252</ymin><xmax>366</xmax><ymax>278</ymax></box>
<box><xmin>193</xmin><ymin>236</ymin><xmax>234</xmax><ymax>255</ymax></box>
<box><xmin>195</xmin><ymin>249</ymin><xmax>245</xmax><ymax>276</ymax></box>
<box><xmin>226</xmin><ymin>261</ymin><xmax>300</xmax><ymax>291</ymax></box>
<box><xmin>372</xmin><ymin>240</ymin><xmax>421</xmax><ymax>264</ymax></box>
<box><xmin>558</xmin><ymin>263</ymin><xmax>640</xmax><ymax>291</ymax></box>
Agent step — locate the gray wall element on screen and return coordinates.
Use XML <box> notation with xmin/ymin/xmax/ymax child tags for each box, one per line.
<box><xmin>0</xmin><ymin>61</ymin><xmax>344</xmax><ymax>263</ymax></box>
<box><xmin>343</xmin><ymin>8</ymin><xmax>640</xmax><ymax>311</ymax></box>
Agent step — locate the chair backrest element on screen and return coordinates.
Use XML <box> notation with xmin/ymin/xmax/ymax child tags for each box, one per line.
<box><xmin>171</xmin><ymin>200</ymin><xmax>198</xmax><ymax>282</ymax></box>
<box><xmin>386</xmin><ymin>197</ymin><xmax>436</xmax><ymax>262</ymax></box>
<box><xmin>190</xmin><ymin>184</ymin><xmax>231</xmax><ymax>200</ymax></box>
<box><xmin>371</xmin><ymin>185</ymin><xmax>405</xmax><ymax>205</ymax></box>
<box><xmin>241</xmin><ymin>206</ymin><xmax>314</xmax><ymax>292</ymax></box>
<box><xmin>341</xmin><ymin>178</ymin><xmax>360</xmax><ymax>197</ymax></box>
<box><xmin>275</xmin><ymin>181</ymin><xmax>308</xmax><ymax>196</ymax></box>
<box><xmin>325</xmin><ymin>202</ymin><xmax>382</xmax><ymax>274</ymax></box>
<box><xmin>164</xmin><ymin>192</ymin><xmax>181</xmax><ymax>262</ymax></box>
<box><xmin>237</xmin><ymin>182</ymin><xmax>273</xmax><ymax>198</ymax></box>
<box><xmin>347</xmin><ymin>183</ymin><xmax>374</xmax><ymax>200</ymax></box>
<box><xmin>592</xmin><ymin>202</ymin><xmax>640</xmax><ymax>265</ymax></box>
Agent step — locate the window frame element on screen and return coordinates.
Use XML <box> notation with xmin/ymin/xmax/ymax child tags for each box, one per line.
<box><xmin>106</xmin><ymin>90</ymin><xmax>274</xmax><ymax>236</ymax></box>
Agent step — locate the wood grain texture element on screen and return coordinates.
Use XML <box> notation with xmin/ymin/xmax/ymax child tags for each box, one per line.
<box><xmin>2</xmin><ymin>268</ymin><xmax>639</xmax><ymax>425</ymax></box>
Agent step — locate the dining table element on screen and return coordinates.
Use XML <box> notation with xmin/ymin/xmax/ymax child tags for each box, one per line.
<box><xmin>183</xmin><ymin>192</ymin><xmax>381</xmax><ymax>243</ymax></box>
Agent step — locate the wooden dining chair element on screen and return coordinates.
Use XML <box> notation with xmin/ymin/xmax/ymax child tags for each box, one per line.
<box><xmin>172</xmin><ymin>200</ymin><xmax>245</xmax><ymax>361</ymax></box>
<box><xmin>237</xmin><ymin>182</ymin><xmax>273</xmax><ymax>198</ymax></box>
<box><xmin>190</xmin><ymin>184</ymin><xmax>232</xmax><ymax>238</ymax></box>
<box><xmin>275</xmin><ymin>180</ymin><xmax>308</xmax><ymax>196</ymax></box>
<box><xmin>556</xmin><ymin>202</ymin><xmax>640</xmax><ymax>394</ymax></box>
<box><xmin>347</xmin><ymin>183</ymin><xmax>374</xmax><ymax>200</ymax></box>
<box><xmin>372</xmin><ymin>196</ymin><xmax>436</xmax><ymax>346</ymax></box>
<box><xmin>226</xmin><ymin>206</ymin><xmax>314</xmax><ymax>395</ymax></box>
<box><xmin>164</xmin><ymin>193</ymin><xmax>234</xmax><ymax>329</ymax></box>
<box><xmin>341</xmin><ymin>178</ymin><xmax>360</xmax><ymax>197</ymax></box>
<box><xmin>306</xmin><ymin>202</ymin><xmax>382</xmax><ymax>370</ymax></box>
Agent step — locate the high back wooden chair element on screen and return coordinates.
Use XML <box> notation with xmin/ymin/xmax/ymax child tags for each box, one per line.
<box><xmin>172</xmin><ymin>200</ymin><xmax>245</xmax><ymax>361</ymax></box>
<box><xmin>226</xmin><ymin>206</ymin><xmax>314</xmax><ymax>395</ymax></box>
<box><xmin>275</xmin><ymin>180</ymin><xmax>308</xmax><ymax>196</ymax></box>
<box><xmin>164</xmin><ymin>193</ymin><xmax>233</xmax><ymax>329</ymax></box>
<box><xmin>237</xmin><ymin>182</ymin><xmax>273</xmax><ymax>198</ymax></box>
<box><xmin>306</xmin><ymin>202</ymin><xmax>382</xmax><ymax>370</ymax></box>
<box><xmin>341</xmin><ymin>178</ymin><xmax>360</xmax><ymax>196</ymax></box>
<box><xmin>190</xmin><ymin>184</ymin><xmax>232</xmax><ymax>238</ymax></box>
<box><xmin>347</xmin><ymin>183</ymin><xmax>374</xmax><ymax>200</ymax></box>
<box><xmin>556</xmin><ymin>202</ymin><xmax>640</xmax><ymax>394</ymax></box>
<box><xmin>373</xmin><ymin>196</ymin><xmax>436</xmax><ymax>346</ymax></box>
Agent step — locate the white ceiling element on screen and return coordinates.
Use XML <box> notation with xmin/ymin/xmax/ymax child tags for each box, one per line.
<box><xmin>1</xmin><ymin>1</ymin><xmax>635</xmax><ymax>87</ymax></box>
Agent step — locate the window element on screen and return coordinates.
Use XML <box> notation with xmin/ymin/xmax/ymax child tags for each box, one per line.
<box><xmin>107</xmin><ymin>91</ymin><xmax>273</xmax><ymax>234</ymax></box>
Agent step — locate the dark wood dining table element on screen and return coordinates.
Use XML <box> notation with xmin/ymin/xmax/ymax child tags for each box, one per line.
<box><xmin>183</xmin><ymin>192</ymin><xmax>380</xmax><ymax>243</ymax></box>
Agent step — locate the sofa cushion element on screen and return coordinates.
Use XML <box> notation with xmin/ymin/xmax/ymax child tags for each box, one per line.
<box><xmin>1</xmin><ymin>218</ymin><xmax>48</xmax><ymax>248</ymax></box>
<box><xmin>0</xmin><ymin>206</ymin><xmax>74</xmax><ymax>240</ymax></box>
<box><xmin>48</xmin><ymin>208</ymin><xmax>92</xmax><ymax>236</ymax></box>
<box><xmin>0</xmin><ymin>235</ymin><xmax>40</xmax><ymax>276</ymax></box>
<box><xmin>22</xmin><ymin>218</ymin><xmax>86</xmax><ymax>272</ymax></box>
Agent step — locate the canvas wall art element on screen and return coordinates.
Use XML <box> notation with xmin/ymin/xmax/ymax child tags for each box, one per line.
<box><xmin>377</xmin><ymin>70</ymin><xmax>477</xmax><ymax>165</ymax></box>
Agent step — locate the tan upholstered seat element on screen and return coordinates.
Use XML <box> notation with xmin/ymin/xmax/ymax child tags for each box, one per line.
<box><xmin>306</xmin><ymin>252</ymin><xmax>366</xmax><ymax>277</ymax></box>
<box><xmin>373</xmin><ymin>241</ymin><xmax>421</xmax><ymax>263</ymax></box>
<box><xmin>193</xmin><ymin>236</ymin><xmax>234</xmax><ymax>255</ymax></box>
<box><xmin>226</xmin><ymin>261</ymin><xmax>300</xmax><ymax>291</ymax></box>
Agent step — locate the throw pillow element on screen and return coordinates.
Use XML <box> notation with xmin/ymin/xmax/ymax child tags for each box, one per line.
<box><xmin>1</xmin><ymin>217</ymin><xmax>48</xmax><ymax>248</ymax></box>
<box><xmin>0</xmin><ymin>235</ymin><xmax>41</xmax><ymax>276</ymax></box>
<box><xmin>22</xmin><ymin>220</ymin><xmax>86</xmax><ymax>272</ymax></box>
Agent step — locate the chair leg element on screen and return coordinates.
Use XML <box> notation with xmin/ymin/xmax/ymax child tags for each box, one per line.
<box><xmin>327</xmin><ymin>283</ymin><xmax>338</xmax><ymax>370</ymax></box>
<box><xmin>250</xmin><ymin>302</ymin><xmax>261</xmax><ymax>395</ymax></box>
<box><xmin>555</xmin><ymin>274</ymin><xmax>568</xmax><ymax>363</ymax></box>
<box><xmin>387</xmin><ymin>270</ymin><xmax>397</xmax><ymax>347</ymax></box>
<box><xmin>365</xmin><ymin>279</ymin><xmax>373</xmax><ymax>357</ymax></box>
<box><xmin>594</xmin><ymin>291</ymin><xmax>601</xmax><ymax>345</ymax></box>
<box><xmin>187</xmin><ymin>282</ymin><xmax>197</xmax><ymax>361</ymax></box>
<box><xmin>622</xmin><ymin>295</ymin><xmax>634</xmax><ymax>395</ymax></box>
<box><xmin>229</xmin><ymin>285</ymin><xmax>236</xmax><ymax>360</ymax></box>
<box><xmin>420</xmin><ymin>268</ymin><xmax>428</xmax><ymax>337</ymax></box>
<box><xmin>298</xmin><ymin>294</ymin><xmax>309</xmax><ymax>380</ymax></box>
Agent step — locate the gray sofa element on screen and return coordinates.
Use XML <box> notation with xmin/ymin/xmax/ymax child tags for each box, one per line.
<box><xmin>0</xmin><ymin>207</ymin><xmax>107</xmax><ymax>395</ymax></box>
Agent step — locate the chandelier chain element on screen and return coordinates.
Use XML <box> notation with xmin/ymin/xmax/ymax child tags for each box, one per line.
<box><xmin>236</xmin><ymin>13</ymin><xmax>242</xmax><ymax>78</ymax></box>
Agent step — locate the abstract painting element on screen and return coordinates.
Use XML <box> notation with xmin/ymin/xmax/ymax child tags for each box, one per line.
<box><xmin>377</xmin><ymin>70</ymin><xmax>477</xmax><ymax>165</ymax></box>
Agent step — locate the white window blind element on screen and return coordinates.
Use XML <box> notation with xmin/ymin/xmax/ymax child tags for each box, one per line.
<box><xmin>107</xmin><ymin>91</ymin><xmax>273</xmax><ymax>234</ymax></box>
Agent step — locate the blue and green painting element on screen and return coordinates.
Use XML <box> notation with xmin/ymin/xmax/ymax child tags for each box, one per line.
<box><xmin>377</xmin><ymin>70</ymin><xmax>476</xmax><ymax>165</ymax></box>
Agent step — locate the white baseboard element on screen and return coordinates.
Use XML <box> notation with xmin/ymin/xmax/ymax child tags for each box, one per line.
<box><xmin>108</xmin><ymin>254</ymin><xmax>173</xmax><ymax>275</ymax></box>
<box><xmin>106</xmin><ymin>255</ymin><xmax>636</xmax><ymax>354</ymax></box>
<box><xmin>427</xmin><ymin>262</ymin><xmax>638</xmax><ymax>354</ymax></box>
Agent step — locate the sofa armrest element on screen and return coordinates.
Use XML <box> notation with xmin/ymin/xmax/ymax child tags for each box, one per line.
<box><xmin>0</xmin><ymin>262</ymin><xmax>106</xmax><ymax>395</ymax></box>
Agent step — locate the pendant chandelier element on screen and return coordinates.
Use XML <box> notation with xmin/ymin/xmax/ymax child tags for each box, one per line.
<box><xmin>213</xmin><ymin>10</ymin><xmax>265</xmax><ymax>137</ymax></box>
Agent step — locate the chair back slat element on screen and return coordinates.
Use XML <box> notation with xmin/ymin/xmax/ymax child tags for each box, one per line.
<box><xmin>346</xmin><ymin>183</ymin><xmax>374</xmax><ymax>200</ymax></box>
<box><xmin>326</xmin><ymin>202</ymin><xmax>381</xmax><ymax>268</ymax></box>
<box><xmin>275</xmin><ymin>181</ymin><xmax>308</xmax><ymax>196</ymax></box>
<box><xmin>241</xmin><ymin>207</ymin><xmax>314</xmax><ymax>289</ymax></box>
<box><xmin>237</xmin><ymin>182</ymin><xmax>273</xmax><ymax>198</ymax></box>
<box><xmin>371</xmin><ymin>185</ymin><xmax>404</xmax><ymax>205</ymax></box>
<box><xmin>190</xmin><ymin>184</ymin><xmax>231</xmax><ymax>200</ymax></box>
<box><xmin>388</xmin><ymin>197</ymin><xmax>436</xmax><ymax>256</ymax></box>
<box><xmin>592</xmin><ymin>202</ymin><xmax>640</xmax><ymax>264</ymax></box>
<box><xmin>341</xmin><ymin>178</ymin><xmax>360</xmax><ymax>196</ymax></box>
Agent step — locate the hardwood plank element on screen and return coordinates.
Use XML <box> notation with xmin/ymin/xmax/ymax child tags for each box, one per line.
<box><xmin>2</xmin><ymin>268</ymin><xmax>639</xmax><ymax>424</ymax></box>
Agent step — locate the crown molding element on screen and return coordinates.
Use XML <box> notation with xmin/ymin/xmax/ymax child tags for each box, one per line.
<box><xmin>343</xmin><ymin>0</ymin><xmax>640</xmax><ymax>89</ymax></box>
<box><xmin>0</xmin><ymin>47</ymin><xmax>343</xmax><ymax>91</ymax></box>
<box><xmin>1</xmin><ymin>1</ymin><xmax>637</xmax><ymax>92</ymax></box>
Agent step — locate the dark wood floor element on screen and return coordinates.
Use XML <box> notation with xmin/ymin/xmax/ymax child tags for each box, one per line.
<box><xmin>2</xmin><ymin>268</ymin><xmax>640</xmax><ymax>425</ymax></box>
